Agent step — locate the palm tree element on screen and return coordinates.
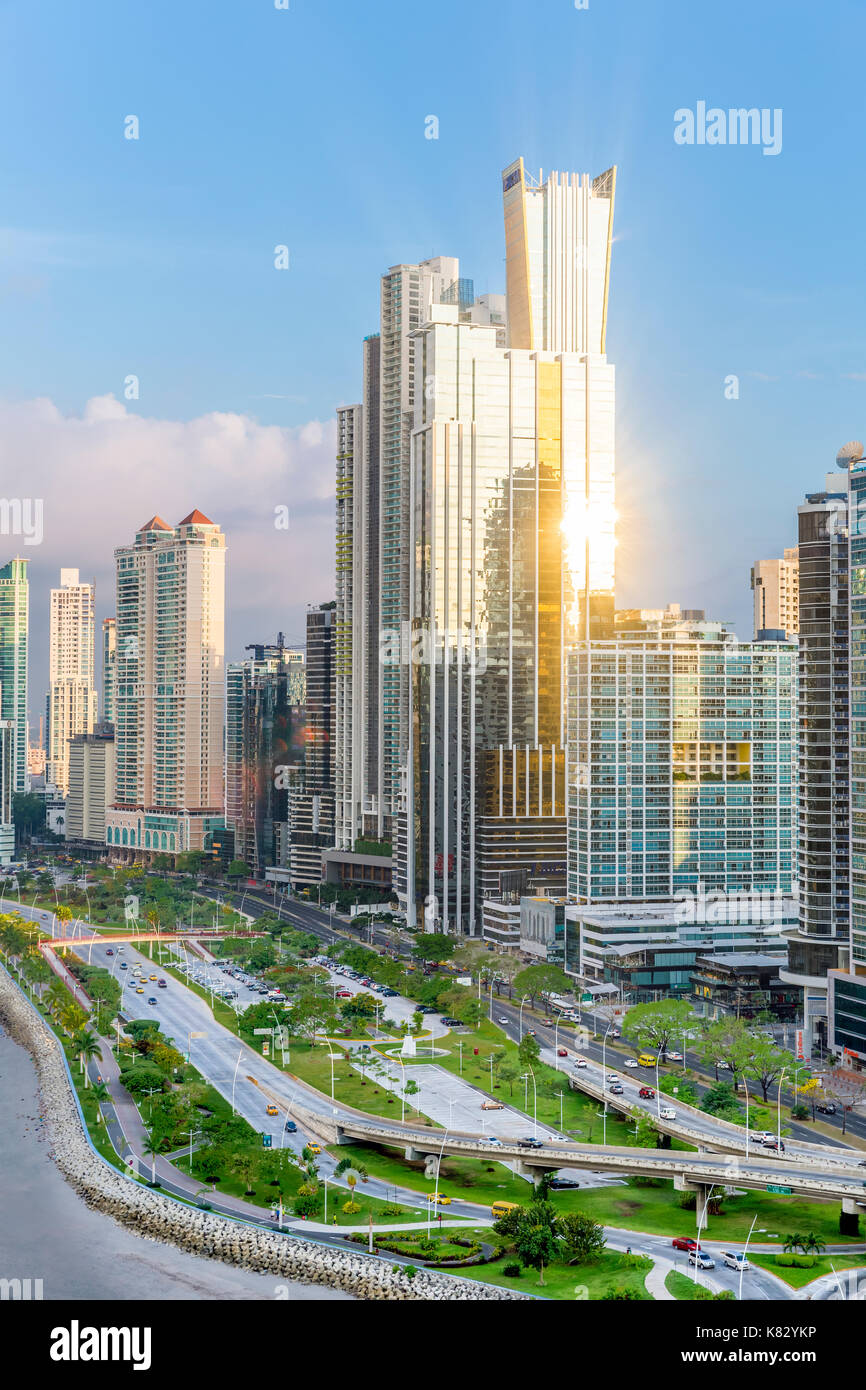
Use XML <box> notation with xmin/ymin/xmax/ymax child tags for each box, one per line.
<box><xmin>333</xmin><ymin>1157</ymin><xmax>369</xmax><ymax>1201</ymax></box>
<box><xmin>802</xmin><ymin>1232</ymin><xmax>826</xmax><ymax>1256</ymax></box>
<box><xmin>142</xmin><ymin>1133</ymin><xmax>161</xmax><ymax>1183</ymax></box>
<box><xmin>90</xmin><ymin>1081</ymin><xmax>110</xmax><ymax>1121</ymax></box>
<box><xmin>783</xmin><ymin>1232</ymin><xmax>806</xmax><ymax>1254</ymax></box>
<box><xmin>74</xmin><ymin>1029</ymin><xmax>101</xmax><ymax>1084</ymax></box>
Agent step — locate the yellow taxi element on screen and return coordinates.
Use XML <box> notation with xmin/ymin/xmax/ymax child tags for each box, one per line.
<box><xmin>266</xmin><ymin>1105</ymin><xmax>279</xmax><ymax>1116</ymax></box>
<box><xmin>149</xmin><ymin>974</ymin><xmax>158</xmax><ymax>981</ymax></box>
<box><xmin>426</xmin><ymin>1192</ymin><xmax>451</xmax><ymax>1206</ymax></box>
<box><xmin>135</xmin><ymin>987</ymin><xmax>145</xmax><ymax>994</ymax></box>
<box><xmin>307</xmin><ymin>1143</ymin><xmax>322</xmax><ymax>1156</ymax></box>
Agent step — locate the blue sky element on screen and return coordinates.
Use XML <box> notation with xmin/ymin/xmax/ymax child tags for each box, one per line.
<box><xmin>2</xmin><ymin>0</ymin><xmax>866</xmax><ymax>705</ymax></box>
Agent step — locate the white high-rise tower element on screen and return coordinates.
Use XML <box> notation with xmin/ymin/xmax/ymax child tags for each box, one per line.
<box><xmin>47</xmin><ymin>568</ymin><xmax>96</xmax><ymax>794</ymax></box>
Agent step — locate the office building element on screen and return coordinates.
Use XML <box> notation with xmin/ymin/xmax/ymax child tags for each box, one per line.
<box><xmin>403</xmin><ymin>159</ymin><xmax>617</xmax><ymax>934</ymax></box>
<box><xmin>65</xmin><ymin>727</ymin><xmax>115</xmax><ymax>844</ymax></box>
<box><xmin>287</xmin><ymin>604</ymin><xmax>335</xmax><ymax>889</ymax></box>
<box><xmin>751</xmin><ymin>548</ymin><xmax>799</xmax><ymax>640</ymax></box>
<box><xmin>225</xmin><ymin>638</ymin><xmax>305</xmax><ymax>877</ymax></box>
<box><xmin>106</xmin><ymin>512</ymin><xmax>226</xmax><ymax>856</ymax></box>
<box><xmin>0</xmin><ymin>558</ymin><xmax>28</xmax><ymax>810</ymax></box>
<box><xmin>46</xmin><ymin>568</ymin><xmax>96</xmax><ymax>794</ymax></box>
<box><xmin>781</xmin><ymin>465</ymin><xmax>850</xmax><ymax>1053</ymax></box>
<box><xmin>564</xmin><ymin>896</ymin><xmax>796</xmax><ymax>1005</ymax></box>
<box><xmin>102</xmin><ymin>617</ymin><xmax>117</xmax><ymax>724</ymax></box>
<box><xmin>568</xmin><ymin>615</ymin><xmax>796</xmax><ymax>903</ymax></box>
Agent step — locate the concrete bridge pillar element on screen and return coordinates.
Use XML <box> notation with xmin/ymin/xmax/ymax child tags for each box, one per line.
<box><xmin>841</xmin><ymin>1199</ymin><xmax>861</xmax><ymax>1237</ymax></box>
<box><xmin>673</xmin><ymin>1174</ymin><xmax>714</xmax><ymax>1231</ymax></box>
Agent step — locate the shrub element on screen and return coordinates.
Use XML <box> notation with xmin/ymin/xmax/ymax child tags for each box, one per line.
<box><xmin>502</xmin><ymin>1263</ymin><xmax>522</xmax><ymax>1278</ymax></box>
<box><xmin>777</xmin><ymin>1253</ymin><xmax>815</xmax><ymax>1268</ymax></box>
<box><xmin>342</xmin><ymin>1200</ymin><xmax>362</xmax><ymax>1215</ymax></box>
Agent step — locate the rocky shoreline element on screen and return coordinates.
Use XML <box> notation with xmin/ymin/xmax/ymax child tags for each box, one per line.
<box><xmin>0</xmin><ymin>966</ymin><xmax>527</xmax><ymax>1302</ymax></box>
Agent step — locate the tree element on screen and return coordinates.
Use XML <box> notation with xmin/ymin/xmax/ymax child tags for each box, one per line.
<box><xmin>513</xmin><ymin>964</ymin><xmax>571</xmax><ymax>1008</ymax></box>
<box><xmin>227</xmin><ymin>859</ymin><xmax>249</xmax><ymax>880</ymax></box>
<box><xmin>119</xmin><ymin>1061</ymin><xmax>169</xmax><ymax>1095</ymax></box>
<box><xmin>743</xmin><ymin>1036</ymin><xmax>792</xmax><ymax>1103</ymax></box>
<box><xmin>333</xmin><ymin>1157</ymin><xmax>369</xmax><ymax>1200</ymax></box>
<box><xmin>411</xmin><ymin>933</ymin><xmax>455</xmax><ymax>964</ymax></box>
<box><xmin>512</xmin><ymin>1201</ymin><xmax>560</xmax><ymax>1286</ymax></box>
<box><xmin>700</xmin><ymin>1082</ymin><xmax>743</xmax><ymax>1121</ymax></box>
<box><xmin>90</xmin><ymin>1081</ymin><xmax>110</xmax><ymax>1121</ymax></box>
<box><xmin>558</xmin><ymin>1212</ymin><xmax>606</xmax><ymax>1265</ymax></box>
<box><xmin>340</xmin><ymin>992</ymin><xmax>378</xmax><ymax>1021</ymax></box>
<box><xmin>498</xmin><ymin>1058</ymin><xmax>520</xmax><ymax>1096</ymax></box>
<box><xmin>621</xmin><ymin>999</ymin><xmax>696</xmax><ymax>1059</ymax></box>
<box><xmin>518</xmin><ymin>1033</ymin><xmax>541</xmax><ymax>1068</ymax></box>
<box><xmin>783</xmin><ymin>1232</ymin><xmax>806</xmax><ymax>1254</ymax></box>
<box><xmin>73</xmin><ymin>1028</ymin><xmax>101</xmax><ymax>1083</ymax></box>
<box><xmin>142</xmin><ymin>1133</ymin><xmax>161</xmax><ymax>1183</ymax></box>
<box><xmin>626</xmin><ymin>1105</ymin><xmax>659</xmax><ymax>1148</ymax></box>
<box><xmin>802</xmin><ymin>1232</ymin><xmax>826</xmax><ymax>1256</ymax></box>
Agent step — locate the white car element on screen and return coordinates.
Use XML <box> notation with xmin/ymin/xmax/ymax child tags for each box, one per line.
<box><xmin>573</xmin><ymin>1059</ymin><xmax>588</xmax><ymax>1069</ymax></box>
<box><xmin>688</xmin><ymin>1250</ymin><xmax>715</xmax><ymax>1270</ymax></box>
<box><xmin>659</xmin><ymin>1107</ymin><xmax>677</xmax><ymax>1120</ymax></box>
<box><xmin>484</xmin><ymin>1136</ymin><xmax>503</xmax><ymax>1146</ymax></box>
<box><xmin>624</xmin><ymin>1059</ymin><xmax>639</xmax><ymax>1068</ymax></box>
<box><xmin>666</xmin><ymin>1051</ymin><xmax>683</xmax><ymax>1061</ymax></box>
<box><xmin>497</xmin><ymin>1017</ymin><xmax>509</xmax><ymax>1024</ymax></box>
<box><xmin>722</xmin><ymin>1251</ymin><xmax>750</xmax><ymax>1271</ymax></box>
<box><xmin>606</xmin><ymin>1074</ymin><xmax>619</xmax><ymax>1083</ymax></box>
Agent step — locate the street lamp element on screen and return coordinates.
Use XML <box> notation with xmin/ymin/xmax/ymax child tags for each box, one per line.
<box><xmin>693</xmin><ymin>1182</ymin><xmax>716</xmax><ymax>1286</ymax></box>
<box><xmin>518</xmin><ymin>994</ymin><xmax>529</xmax><ymax>1041</ymax></box>
<box><xmin>429</xmin><ymin>1127</ymin><xmax>450</xmax><ymax>1238</ymax></box>
<box><xmin>522</xmin><ymin>1065</ymin><xmax>538</xmax><ymax>1138</ymax></box>
<box><xmin>776</xmin><ymin>1067</ymin><xmax>789</xmax><ymax>1149</ymax></box>
<box><xmin>601</xmin><ymin>1020</ymin><xmax>613</xmax><ymax>1147</ymax></box>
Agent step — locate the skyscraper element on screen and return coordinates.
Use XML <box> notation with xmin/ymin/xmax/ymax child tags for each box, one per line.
<box><xmin>46</xmin><ymin>568</ymin><xmax>96</xmax><ymax>794</ymax></box>
<box><xmin>106</xmin><ymin>512</ymin><xmax>226</xmax><ymax>856</ymax></box>
<box><xmin>0</xmin><ymin>557</ymin><xmax>29</xmax><ymax>796</ymax></box>
<box><xmin>568</xmin><ymin>613</ymin><xmax>796</xmax><ymax>903</ymax></box>
<box><xmin>780</xmin><ymin>468</ymin><xmax>849</xmax><ymax>1053</ymax></box>
<box><xmin>751</xmin><ymin>548</ymin><xmax>799</xmax><ymax>639</ymax></box>
<box><xmin>403</xmin><ymin>159</ymin><xmax>617</xmax><ymax>932</ymax></box>
<box><xmin>102</xmin><ymin>617</ymin><xmax>117</xmax><ymax>724</ymax></box>
<box><xmin>288</xmin><ymin>604</ymin><xmax>336</xmax><ymax>887</ymax></box>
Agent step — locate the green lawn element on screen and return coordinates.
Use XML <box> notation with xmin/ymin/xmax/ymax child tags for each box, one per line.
<box><xmin>281</xmin><ymin>1040</ymin><xmax>442</xmax><ymax>1126</ymax></box>
<box><xmin>748</xmin><ymin>1252</ymin><xmax>866</xmax><ymax>1289</ymax></box>
<box><xmin>327</xmin><ymin>1141</ymin><xmax>538</xmax><ymax>1209</ymax></box>
<box><xmin>443</xmin><ymin>1240</ymin><xmax>653</xmax><ymax>1300</ymax></box>
<box><xmin>665</xmin><ymin>1269</ymin><xmax>724</xmax><ymax>1300</ymax></box>
<box><xmin>573</xmin><ymin>1179</ymin><xmax>862</xmax><ymax>1246</ymax></box>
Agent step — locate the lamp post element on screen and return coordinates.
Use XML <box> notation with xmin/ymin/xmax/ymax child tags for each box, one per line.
<box><xmin>429</xmin><ymin>1128</ymin><xmax>449</xmax><ymax>1237</ymax></box>
<box><xmin>739</xmin><ymin>1213</ymin><xmax>759</xmax><ymax>1302</ymax></box>
<box><xmin>518</xmin><ymin>994</ymin><xmax>529</xmax><ymax>1041</ymax></box>
<box><xmin>554</xmin><ymin>1015</ymin><xmax>561</xmax><ymax>1069</ymax></box>
<box><xmin>230</xmin><ymin>1049</ymin><xmax>243</xmax><ymax>1115</ymax></box>
<box><xmin>693</xmin><ymin>1182</ymin><xmax>716</xmax><ymax>1286</ymax></box>
<box><xmin>776</xmin><ymin>1067</ymin><xmax>789</xmax><ymax>1149</ymax></box>
<box><xmin>522</xmin><ymin>1065</ymin><xmax>538</xmax><ymax>1138</ymax></box>
<box><xmin>601</xmin><ymin>1020</ymin><xmax>613</xmax><ymax>1147</ymax></box>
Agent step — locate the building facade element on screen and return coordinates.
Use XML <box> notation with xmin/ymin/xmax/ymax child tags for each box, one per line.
<box><xmin>47</xmin><ymin>568</ymin><xmax>96</xmax><ymax>794</ymax></box>
<box><xmin>106</xmin><ymin>512</ymin><xmax>226</xmax><ymax>856</ymax></box>
<box><xmin>225</xmin><ymin>639</ymin><xmax>305</xmax><ymax>877</ymax></box>
<box><xmin>751</xmin><ymin>548</ymin><xmax>799</xmax><ymax>640</ymax></box>
<box><xmin>781</xmin><ymin>469</ymin><xmax>850</xmax><ymax>1053</ymax></box>
<box><xmin>287</xmin><ymin>604</ymin><xmax>336</xmax><ymax>889</ymax></box>
<box><xmin>65</xmin><ymin>728</ymin><xmax>115</xmax><ymax>844</ymax></box>
<box><xmin>102</xmin><ymin>617</ymin><xmax>117</xmax><ymax>724</ymax></box>
<box><xmin>568</xmin><ymin>620</ymin><xmax>796</xmax><ymax>903</ymax></box>
<box><xmin>0</xmin><ymin>557</ymin><xmax>29</xmax><ymax>802</ymax></box>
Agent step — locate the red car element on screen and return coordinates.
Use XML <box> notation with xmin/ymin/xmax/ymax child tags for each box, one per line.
<box><xmin>671</xmin><ymin>1237</ymin><xmax>699</xmax><ymax>1252</ymax></box>
<box><xmin>557</xmin><ymin>1048</ymin><xmax>568</xmax><ymax>1057</ymax></box>
<box><xmin>639</xmin><ymin>1087</ymin><xmax>655</xmax><ymax>1099</ymax></box>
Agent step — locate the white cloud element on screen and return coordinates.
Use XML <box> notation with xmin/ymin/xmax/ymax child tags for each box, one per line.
<box><xmin>0</xmin><ymin>394</ymin><xmax>337</xmax><ymax>701</ymax></box>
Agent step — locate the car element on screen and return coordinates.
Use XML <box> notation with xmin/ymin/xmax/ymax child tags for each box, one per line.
<box><xmin>497</xmin><ymin>1016</ymin><xmax>509</xmax><ymax>1024</ymax></box>
<box><xmin>816</xmin><ymin>1102</ymin><xmax>837</xmax><ymax>1115</ymax></box>
<box><xmin>517</xmin><ymin>1136</ymin><xmax>544</xmax><ymax>1148</ymax></box>
<box><xmin>722</xmin><ymin>1251</ymin><xmax>750</xmax><ymax>1271</ymax></box>
<box><xmin>484</xmin><ymin>1136</ymin><xmax>503</xmax><ymax>1146</ymax></box>
<box><xmin>266</xmin><ymin>1105</ymin><xmax>279</xmax><ymax>1116</ymax></box>
<box><xmin>116</xmin><ymin>947</ymin><xmax>124</xmax><ymax>953</ymax></box>
<box><xmin>639</xmin><ymin>1087</ymin><xmax>656</xmax><ymax>1100</ymax></box>
<box><xmin>573</xmin><ymin>1058</ymin><xmax>587</xmax><ymax>1069</ymax></box>
<box><xmin>718</xmin><ymin>1060</ymin><xmax>731</xmax><ymax>1070</ymax></box>
<box><xmin>284</xmin><ymin>1120</ymin><xmax>297</xmax><ymax>1133</ymax></box>
<box><xmin>481</xmin><ymin>1099</ymin><xmax>504</xmax><ymax>1110</ymax></box>
<box><xmin>624</xmin><ymin>1058</ymin><xmax>639</xmax><ymax>1068</ymax></box>
<box><xmin>688</xmin><ymin>1250</ymin><xmax>716</xmax><ymax>1270</ymax></box>
<box><xmin>426</xmin><ymin>1193</ymin><xmax>451</xmax><ymax>1205</ymax></box>
<box><xmin>606</xmin><ymin>1074</ymin><xmax>619</xmax><ymax>1083</ymax></box>
<box><xmin>659</xmin><ymin>1107</ymin><xmax>677</xmax><ymax>1120</ymax></box>
<box><xmin>119</xmin><ymin>962</ymin><xmax>128</xmax><ymax>970</ymax></box>
<box><xmin>671</xmin><ymin>1237</ymin><xmax>698</xmax><ymax>1252</ymax></box>
<box><xmin>307</xmin><ymin>1143</ymin><xmax>322</xmax><ymax>1156</ymax></box>
<box><xmin>135</xmin><ymin>986</ymin><xmax>145</xmax><ymax>994</ymax></box>
<box><xmin>542</xmin><ymin>1018</ymin><xmax>554</xmax><ymax>1026</ymax></box>
<box><xmin>548</xmin><ymin>1176</ymin><xmax>580</xmax><ymax>1190</ymax></box>
<box><xmin>750</xmin><ymin>1130</ymin><xmax>774</xmax><ymax>1144</ymax></box>
<box><xmin>608</xmin><ymin>1083</ymin><xmax>624</xmax><ymax>1095</ymax></box>
<box><xmin>147</xmin><ymin>997</ymin><xmax>158</xmax><ymax>1006</ymax></box>
<box><xmin>611</xmin><ymin>1030</ymin><xmax>621</xmax><ymax>1038</ymax></box>
<box><xmin>149</xmin><ymin>974</ymin><xmax>157</xmax><ymax>981</ymax></box>
<box><xmin>105</xmin><ymin>948</ymin><xmax>114</xmax><ymax>957</ymax></box>
<box><xmin>157</xmin><ymin>979</ymin><xmax>167</xmax><ymax>988</ymax></box>
<box><xmin>762</xmin><ymin>1137</ymin><xmax>785</xmax><ymax>1152</ymax></box>
<box><xmin>525</xmin><ymin>1029</ymin><xmax>537</xmax><ymax>1037</ymax></box>
<box><xmin>557</xmin><ymin>1048</ymin><xmax>568</xmax><ymax>1057</ymax></box>
<box><xmin>666</xmin><ymin>1051</ymin><xmax>683</xmax><ymax>1061</ymax></box>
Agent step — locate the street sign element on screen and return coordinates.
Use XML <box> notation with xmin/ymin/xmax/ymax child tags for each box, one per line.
<box><xmin>262</xmin><ymin>1134</ymin><xmax>272</xmax><ymax>1148</ymax></box>
<box><xmin>766</xmin><ymin>1184</ymin><xmax>791</xmax><ymax>1195</ymax></box>
<box><xmin>253</xmin><ymin>1028</ymin><xmax>273</xmax><ymax>1036</ymax></box>
<box><xmin>581</xmin><ymin>993</ymin><xmax>593</xmax><ymax>1003</ymax></box>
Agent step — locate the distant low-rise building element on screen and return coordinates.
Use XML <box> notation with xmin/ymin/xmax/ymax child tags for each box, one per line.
<box><xmin>64</xmin><ymin>728</ymin><xmax>115</xmax><ymax>845</ymax></box>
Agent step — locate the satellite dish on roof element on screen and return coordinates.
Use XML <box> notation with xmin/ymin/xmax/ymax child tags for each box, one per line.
<box><xmin>836</xmin><ymin>440</ymin><xmax>864</xmax><ymax>469</ymax></box>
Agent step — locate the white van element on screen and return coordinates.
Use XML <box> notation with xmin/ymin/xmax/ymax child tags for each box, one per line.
<box><xmin>722</xmin><ymin>1252</ymin><xmax>750</xmax><ymax>1271</ymax></box>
